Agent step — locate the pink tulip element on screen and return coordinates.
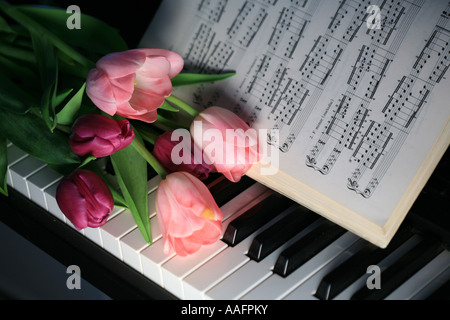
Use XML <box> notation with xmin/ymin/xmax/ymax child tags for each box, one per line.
<box><xmin>156</xmin><ymin>171</ymin><xmax>223</xmax><ymax>256</ymax></box>
<box><xmin>153</xmin><ymin>130</ymin><xmax>212</xmax><ymax>180</ymax></box>
<box><xmin>190</xmin><ymin>106</ymin><xmax>261</xmax><ymax>182</ymax></box>
<box><xmin>69</xmin><ymin>114</ymin><xmax>134</xmax><ymax>158</ymax></box>
<box><xmin>56</xmin><ymin>169</ymin><xmax>114</xmax><ymax>230</ymax></box>
<box><xmin>86</xmin><ymin>49</ymin><xmax>184</xmax><ymax>123</ymax></box>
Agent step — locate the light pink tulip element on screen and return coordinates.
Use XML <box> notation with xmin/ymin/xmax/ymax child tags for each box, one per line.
<box><xmin>156</xmin><ymin>172</ymin><xmax>223</xmax><ymax>256</ymax></box>
<box><xmin>190</xmin><ymin>106</ymin><xmax>261</xmax><ymax>182</ymax></box>
<box><xmin>86</xmin><ymin>49</ymin><xmax>184</xmax><ymax>123</ymax></box>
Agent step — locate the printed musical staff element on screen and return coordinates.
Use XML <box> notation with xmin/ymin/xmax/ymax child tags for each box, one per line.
<box><xmin>198</xmin><ymin>0</ymin><xmax>228</xmax><ymax>23</ymax></box>
<box><xmin>227</xmin><ymin>1</ymin><xmax>268</xmax><ymax>48</ymax></box>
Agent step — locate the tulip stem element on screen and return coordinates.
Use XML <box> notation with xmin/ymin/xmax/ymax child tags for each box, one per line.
<box><xmin>165</xmin><ymin>95</ymin><xmax>199</xmax><ymax>117</ymax></box>
<box><xmin>131</xmin><ymin>138</ymin><xmax>167</xmax><ymax>179</ymax></box>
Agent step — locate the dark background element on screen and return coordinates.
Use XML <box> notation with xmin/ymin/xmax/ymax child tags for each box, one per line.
<box><xmin>8</xmin><ymin>0</ymin><xmax>162</xmax><ymax>48</ymax></box>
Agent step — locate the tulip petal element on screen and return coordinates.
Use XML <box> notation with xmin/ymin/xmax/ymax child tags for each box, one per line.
<box><xmin>134</xmin><ymin>74</ymin><xmax>173</xmax><ymax>97</ymax></box>
<box><xmin>109</xmin><ymin>74</ymin><xmax>135</xmax><ymax>104</ymax></box>
<box><xmin>69</xmin><ymin>136</ymin><xmax>116</xmax><ymax>158</ymax></box>
<box><xmin>139</xmin><ymin>48</ymin><xmax>184</xmax><ymax>78</ymax></box>
<box><xmin>56</xmin><ymin>179</ymin><xmax>88</xmax><ymax>230</ymax></box>
<box><xmin>86</xmin><ymin>69</ymin><xmax>117</xmax><ymax>116</ymax></box>
<box><xmin>140</xmin><ymin>56</ymin><xmax>170</xmax><ymax>78</ymax></box>
<box><xmin>129</xmin><ymin>87</ymin><xmax>166</xmax><ymax>113</ymax></box>
<box><xmin>96</xmin><ymin>49</ymin><xmax>146</xmax><ymax>78</ymax></box>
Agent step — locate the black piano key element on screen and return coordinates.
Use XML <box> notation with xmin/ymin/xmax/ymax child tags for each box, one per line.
<box><xmin>203</xmin><ymin>172</ymin><xmax>223</xmax><ymax>187</ymax></box>
<box><xmin>273</xmin><ymin>220</ymin><xmax>346</xmax><ymax>278</ymax></box>
<box><xmin>426</xmin><ymin>279</ymin><xmax>450</xmax><ymax>300</ymax></box>
<box><xmin>314</xmin><ymin>226</ymin><xmax>414</xmax><ymax>300</ymax></box>
<box><xmin>208</xmin><ymin>175</ymin><xmax>256</xmax><ymax>208</ymax></box>
<box><xmin>350</xmin><ymin>238</ymin><xmax>444</xmax><ymax>300</ymax></box>
<box><xmin>247</xmin><ymin>205</ymin><xmax>319</xmax><ymax>262</ymax></box>
<box><xmin>222</xmin><ymin>192</ymin><xmax>294</xmax><ymax>247</ymax></box>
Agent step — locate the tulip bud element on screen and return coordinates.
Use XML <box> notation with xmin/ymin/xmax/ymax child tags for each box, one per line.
<box><xmin>156</xmin><ymin>171</ymin><xmax>223</xmax><ymax>256</ymax></box>
<box><xmin>153</xmin><ymin>130</ymin><xmax>212</xmax><ymax>180</ymax></box>
<box><xmin>56</xmin><ymin>169</ymin><xmax>114</xmax><ymax>230</ymax></box>
<box><xmin>69</xmin><ymin>114</ymin><xmax>134</xmax><ymax>158</ymax></box>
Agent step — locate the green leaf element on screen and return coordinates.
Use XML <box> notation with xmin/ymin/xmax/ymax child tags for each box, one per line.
<box><xmin>0</xmin><ymin>71</ymin><xmax>37</xmax><ymax>114</ymax></box>
<box><xmin>171</xmin><ymin>72</ymin><xmax>236</xmax><ymax>87</ymax></box>
<box><xmin>159</xmin><ymin>101</ymin><xmax>179</xmax><ymax>112</ymax></box>
<box><xmin>30</xmin><ymin>29</ymin><xmax>59</xmax><ymax>131</ymax></box>
<box><xmin>0</xmin><ymin>2</ymin><xmax>94</xmax><ymax>68</ymax></box>
<box><xmin>15</xmin><ymin>5</ymin><xmax>128</xmax><ymax>56</ymax></box>
<box><xmin>0</xmin><ymin>14</ymin><xmax>14</xmax><ymax>33</ymax></box>
<box><xmin>0</xmin><ymin>52</ymin><xmax>39</xmax><ymax>85</ymax></box>
<box><xmin>54</xmin><ymin>88</ymin><xmax>73</xmax><ymax>107</ymax></box>
<box><xmin>56</xmin><ymin>82</ymin><xmax>85</xmax><ymax>126</ymax></box>
<box><xmin>0</xmin><ymin>107</ymin><xmax>81</xmax><ymax>176</ymax></box>
<box><xmin>110</xmin><ymin>132</ymin><xmax>152</xmax><ymax>244</ymax></box>
<box><xmin>0</xmin><ymin>134</ymin><xmax>7</xmax><ymax>196</ymax></box>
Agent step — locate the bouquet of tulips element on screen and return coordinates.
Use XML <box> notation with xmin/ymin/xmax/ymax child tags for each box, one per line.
<box><xmin>0</xmin><ymin>2</ymin><xmax>260</xmax><ymax>256</ymax></box>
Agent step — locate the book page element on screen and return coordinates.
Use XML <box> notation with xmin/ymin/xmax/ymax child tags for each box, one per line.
<box><xmin>140</xmin><ymin>0</ymin><xmax>450</xmax><ymax>236</ymax></box>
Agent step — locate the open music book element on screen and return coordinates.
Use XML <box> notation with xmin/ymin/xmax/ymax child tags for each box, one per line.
<box><xmin>139</xmin><ymin>0</ymin><xmax>450</xmax><ymax>248</ymax></box>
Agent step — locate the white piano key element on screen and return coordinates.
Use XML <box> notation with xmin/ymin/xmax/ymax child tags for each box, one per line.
<box><xmin>160</xmin><ymin>183</ymin><xmax>270</xmax><ymax>299</ymax></box>
<box><xmin>240</xmin><ymin>231</ymin><xmax>360</xmax><ymax>300</ymax></box>
<box><xmin>6</xmin><ymin>144</ymin><xmax>28</xmax><ymax>187</ymax></box>
<box><xmin>204</xmin><ymin>218</ymin><xmax>323</xmax><ymax>300</ymax></box>
<box><xmin>183</xmin><ymin>200</ymin><xmax>294</xmax><ymax>300</ymax></box>
<box><xmin>282</xmin><ymin>239</ymin><xmax>368</xmax><ymax>300</ymax></box>
<box><xmin>9</xmin><ymin>156</ymin><xmax>46</xmax><ymax>197</ymax></box>
<box><xmin>385</xmin><ymin>249</ymin><xmax>450</xmax><ymax>300</ymax></box>
<box><xmin>120</xmin><ymin>192</ymin><xmax>160</xmax><ymax>273</ymax></box>
<box><xmin>100</xmin><ymin>208</ymin><xmax>136</xmax><ymax>260</ymax></box>
<box><xmin>141</xmin><ymin>238</ymin><xmax>175</xmax><ymax>287</ymax></box>
<box><xmin>44</xmin><ymin>182</ymin><xmax>66</xmax><ymax>222</ymax></box>
<box><xmin>148</xmin><ymin>175</ymin><xmax>162</xmax><ymax>193</ymax></box>
<box><xmin>82</xmin><ymin>206</ymin><xmax>133</xmax><ymax>247</ymax></box>
<box><xmin>27</xmin><ymin>166</ymin><xmax>63</xmax><ymax>210</ymax></box>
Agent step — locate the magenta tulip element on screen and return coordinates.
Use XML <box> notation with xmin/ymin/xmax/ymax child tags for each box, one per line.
<box><xmin>190</xmin><ymin>106</ymin><xmax>261</xmax><ymax>182</ymax></box>
<box><xmin>69</xmin><ymin>114</ymin><xmax>134</xmax><ymax>158</ymax></box>
<box><xmin>153</xmin><ymin>130</ymin><xmax>212</xmax><ymax>180</ymax></box>
<box><xmin>56</xmin><ymin>169</ymin><xmax>114</xmax><ymax>230</ymax></box>
<box><xmin>86</xmin><ymin>48</ymin><xmax>184</xmax><ymax>123</ymax></box>
<box><xmin>156</xmin><ymin>172</ymin><xmax>223</xmax><ymax>256</ymax></box>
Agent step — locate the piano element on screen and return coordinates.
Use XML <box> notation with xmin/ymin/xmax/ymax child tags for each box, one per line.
<box><xmin>1</xmin><ymin>140</ymin><xmax>449</xmax><ymax>300</ymax></box>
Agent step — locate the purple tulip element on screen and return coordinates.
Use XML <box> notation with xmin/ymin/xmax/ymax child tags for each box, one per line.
<box><xmin>56</xmin><ymin>169</ymin><xmax>114</xmax><ymax>230</ymax></box>
<box><xmin>69</xmin><ymin>114</ymin><xmax>134</xmax><ymax>158</ymax></box>
<box><xmin>153</xmin><ymin>130</ymin><xmax>212</xmax><ymax>180</ymax></box>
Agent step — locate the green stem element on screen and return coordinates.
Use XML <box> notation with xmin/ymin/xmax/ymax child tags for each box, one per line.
<box><xmin>56</xmin><ymin>124</ymin><xmax>71</xmax><ymax>134</ymax></box>
<box><xmin>131</xmin><ymin>138</ymin><xmax>167</xmax><ymax>179</ymax></box>
<box><xmin>165</xmin><ymin>95</ymin><xmax>199</xmax><ymax>117</ymax></box>
<box><xmin>157</xmin><ymin>113</ymin><xmax>190</xmax><ymax>130</ymax></box>
<box><xmin>131</xmin><ymin>122</ymin><xmax>160</xmax><ymax>145</ymax></box>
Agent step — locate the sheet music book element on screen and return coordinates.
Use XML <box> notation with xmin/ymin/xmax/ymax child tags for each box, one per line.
<box><xmin>139</xmin><ymin>0</ymin><xmax>450</xmax><ymax>248</ymax></box>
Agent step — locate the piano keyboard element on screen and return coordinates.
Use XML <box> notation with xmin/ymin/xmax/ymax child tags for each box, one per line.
<box><xmin>5</xmin><ymin>142</ymin><xmax>450</xmax><ymax>300</ymax></box>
